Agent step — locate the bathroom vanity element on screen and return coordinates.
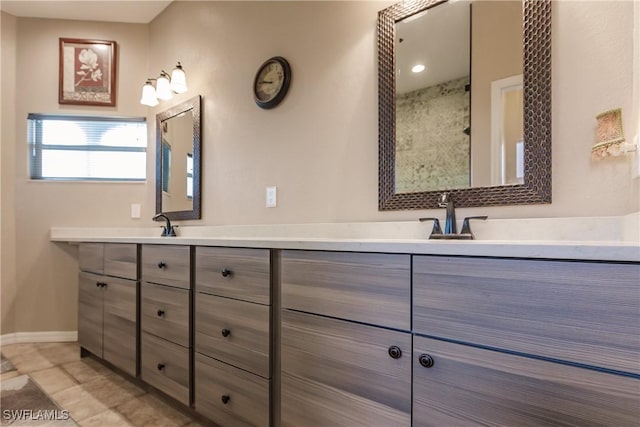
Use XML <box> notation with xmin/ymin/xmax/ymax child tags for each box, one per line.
<box><xmin>60</xmin><ymin>223</ymin><xmax>640</xmax><ymax>427</ymax></box>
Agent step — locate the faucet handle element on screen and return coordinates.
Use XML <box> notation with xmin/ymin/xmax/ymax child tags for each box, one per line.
<box><xmin>419</xmin><ymin>217</ymin><xmax>443</xmax><ymax>238</ymax></box>
<box><xmin>460</xmin><ymin>216</ymin><xmax>488</xmax><ymax>239</ymax></box>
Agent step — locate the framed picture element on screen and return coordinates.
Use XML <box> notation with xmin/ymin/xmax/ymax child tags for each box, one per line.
<box><xmin>59</xmin><ymin>38</ymin><xmax>117</xmax><ymax>106</ymax></box>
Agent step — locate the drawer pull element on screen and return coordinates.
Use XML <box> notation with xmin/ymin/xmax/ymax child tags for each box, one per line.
<box><xmin>221</xmin><ymin>328</ymin><xmax>231</xmax><ymax>337</ymax></box>
<box><xmin>95</xmin><ymin>282</ymin><xmax>101</xmax><ymax>288</ymax></box>
<box><xmin>157</xmin><ymin>261</ymin><xmax>167</xmax><ymax>269</ymax></box>
<box><xmin>221</xmin><ymin>268</ymin><xmax>232</xmax><ymax>278</ymax></box>
<box><xmin>221</xmin><ymin>395</ymin><xmax>230</xmax><ymax>405</ymax></box>
<box><xmin>419</xmin><ymin>354</ymin><xmax>434</xmax><ymax>368</ymax></box>
<box><xmin>157</xmin><ymin>309</ymin><xmax>165</xmax><ymax>318</ymax></box>
<box><xmin>388</xmin><ymin>346</ymin><xmax>402</xmax><ymax>359</ymax></box>
<box><xmin>157</xmin><ymin>363</ymin><xmax>165</xmax><ymax>371</ymax></box>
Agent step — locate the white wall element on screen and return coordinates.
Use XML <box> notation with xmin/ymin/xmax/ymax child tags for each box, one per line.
<box><xmin>1</xmin><ymin>1</ymin><xmax>638</xmax><ymax>334</ymax></box>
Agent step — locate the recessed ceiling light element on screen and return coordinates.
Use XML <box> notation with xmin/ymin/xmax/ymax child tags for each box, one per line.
<box><xmin>411</xmin><ymin>64</ymin><xmax>426</xmax><ymax>73</ymax></box>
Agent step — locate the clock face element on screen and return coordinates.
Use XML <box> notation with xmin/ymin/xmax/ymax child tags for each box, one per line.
<box><xmin>253</xmin><ymin>57</ymin><xmax>291</xmax><ymax>109</ymax></box>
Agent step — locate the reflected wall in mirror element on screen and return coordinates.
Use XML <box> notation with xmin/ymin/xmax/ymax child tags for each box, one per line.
<box><xmin>378</xmin><ymin>0</ymin><xmax>551</xmax><ymax>210</ymax></box>
<box><xmin>156</xmin><ymin>95</ymin><xmax>202</xmax><ymax>220</ymax></box>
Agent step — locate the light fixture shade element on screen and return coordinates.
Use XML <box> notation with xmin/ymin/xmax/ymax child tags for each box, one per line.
<box><xmin>140</xmin><ymin>81</ymin><xmax>159</xmax><ymax>106</ymax></box>
<box><xmin>170</xmin><ymin>62</ymin><xmax>188</xmax><ymax>94</ymax></box>
<box><xmin>156</xmin><ymin>73</ymin><xmax>173</xmax><ymax>100</ymax></box>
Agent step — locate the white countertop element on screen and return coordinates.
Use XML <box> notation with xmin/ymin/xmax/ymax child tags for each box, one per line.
<box><xmin>50</xmin><ymin>215</ymin><xmax>640</xmax><ymax>262</ymax></box>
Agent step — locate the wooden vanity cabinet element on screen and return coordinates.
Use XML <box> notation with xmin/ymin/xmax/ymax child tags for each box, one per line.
<box><xmin>78</xmin><ymin>243</ymin><xmax>137</xmax><ymax>377</ymax></box>
<box><xmin>413</xmin><ymin>335</ymin><xmax>640</xmax><ymax>427</ymax></box>
<box><xmin>140</xmin><ymin>244</ymin><xmax>191</xmax><ymax>406</ymax></box>
<box><xmin>194</xmin><ymin>246</ymin><xmax>272</xmax><ymax>427</ymax></box>
<box><xmin>412</xmin><ymin>255</ymin><xmax>640</xmax><ymax>426</ymax></box>
<box><xmin>280</xmin><ymin>250</ymin><xmax>412</xmax><ymax>427</ymax></box>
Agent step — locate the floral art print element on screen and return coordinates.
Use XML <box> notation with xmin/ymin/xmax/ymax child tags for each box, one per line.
<box><xmin>59</xmin><ymin>38</ymin><xmax>117</xmax><ymax>106</ymax></box>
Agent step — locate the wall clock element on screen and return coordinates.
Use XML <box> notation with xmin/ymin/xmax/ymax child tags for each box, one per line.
<box><xmin>253</xmin><ymin>56</ymin><xmax>292</xmax><ymax>109</ymax></box>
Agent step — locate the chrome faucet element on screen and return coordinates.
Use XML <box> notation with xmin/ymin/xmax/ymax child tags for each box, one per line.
<box><xmin>438</xmin><ymin>193</ymin><xmax>457</xmax><ymax>235</ymax></box>
<box><xmin>419</xmin><ymin>193</ymin><xmax>488</xmax><ymax>240</ymax></box>
<box><xmin>153</xmin><ymin>213</ymin><xmax>177</xmax><ymax>237</ymax></box>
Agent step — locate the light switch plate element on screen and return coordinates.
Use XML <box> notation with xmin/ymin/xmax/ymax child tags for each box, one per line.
<box><xmin>131</xmin><ymin>203</ymin><xmax>141</xmax><ymax>219</ymax></box>
<box><xmin>266</xmin><ymin>186</ymin><xmax>277</xmax><ymax>208</ymax></box>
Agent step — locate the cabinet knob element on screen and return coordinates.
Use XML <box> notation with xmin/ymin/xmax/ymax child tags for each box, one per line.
<box><xmin>221</xmin><ymin>268</ymin><xmax>232</xmax><ymax>278</ymax></box>
<box><xmin>157</xmin><ymin>309</ymin><xmax>165</xmax><ymax>318</ymax></box>
<box><xmin>419</xmin><ymin>354</ymin><xmax>434</xmax><ymax>368</ymax></box>
<box><xmin>221</xmin><ymin>395</ymin><xmax>230</xmax><ymax>405</ymax></box>
<box><xmin>95</xmin><ymin>282</ymin><xmax>101</xmax><ymax>288</ymax></box>
<box><xmin>221</xmin><ymin>328</ymin><xmax>231</xmax><ymax>337</ymax></box>
<box><xmin>158</xmin><ymin>261</ymin><xmax>167</xmax><ymax>269</ymax></box>
<box><xmin>157</xmin><ymin>363</ymin><xmax>165</xmax><ymax>371</ymax></box>
<box><xmin>388</xmin><ymin>345</ymin><xmax>402</xmax><ymax>359</ymax></box>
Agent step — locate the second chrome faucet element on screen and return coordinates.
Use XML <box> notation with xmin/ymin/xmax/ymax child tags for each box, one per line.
<box><xmin>419</xmin><ymin>193</ymin><xmax>487</xmax><ymax>240</ymax></box>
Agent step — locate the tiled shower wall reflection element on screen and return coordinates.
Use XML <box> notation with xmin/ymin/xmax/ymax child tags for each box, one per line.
<box><xmin>395</xmin><ymin>76</ymin><xmax>470</xmax><ymax>193</ymax></box>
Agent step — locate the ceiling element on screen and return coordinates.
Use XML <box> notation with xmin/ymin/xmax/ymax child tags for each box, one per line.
<box><xmin>0</xmin><ymin>0</ymin><xmax>173</xmax><ymax>23</ymax></box>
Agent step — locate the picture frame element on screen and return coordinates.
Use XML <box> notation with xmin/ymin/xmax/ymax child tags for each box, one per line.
<box><xmin>59</xmin><ymin>38</ymin><xmax>117</xmax><ymax>106</ymax></box>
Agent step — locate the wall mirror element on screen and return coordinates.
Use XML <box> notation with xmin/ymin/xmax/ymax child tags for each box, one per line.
<box><xmin>378</xmin><ymin>0</ymin><xmax>551</xmax><ymax>210</ymax></box>
<box><xmin>156</xmin><ymin>95</ymin><xmax>202</xmax><ymax>220</ymax></box>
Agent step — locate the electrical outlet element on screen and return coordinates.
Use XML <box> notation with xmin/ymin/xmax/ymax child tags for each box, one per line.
<box><xmin>266</xmin><ymin>186</ymin><xmax>277</xmax><ymax>208</ymax></box>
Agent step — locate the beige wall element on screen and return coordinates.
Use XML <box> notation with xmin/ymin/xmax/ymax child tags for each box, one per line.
<box><xmin>1</xmin><ymin>11</ymin><xmax>18</xmax><ymax>335</ymax></box>
<box><xmin>1</xmin><ymin>17</ymin><xmax>149</xmax><ymax>335</ymax></box>
<box><xmin>0</xmin><ymin>1</ymin><xmax>638</xmax><ymax>335</ymax></box>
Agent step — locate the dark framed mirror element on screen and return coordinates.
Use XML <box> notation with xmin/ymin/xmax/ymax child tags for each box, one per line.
<box><xmin>378</xmin><ymin>0</ymin><xmax>551</xmax><ymax>210</ymax></box>
<box><xmin>155</xmin><ymin>95</ymin><xmax>202</xmax><ymax>220</ymax></box>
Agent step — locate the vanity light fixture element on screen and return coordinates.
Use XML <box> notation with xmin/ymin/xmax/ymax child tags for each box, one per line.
<box><xmin>411</xmin><ymin>64</ymin><xmax>426</xmax><ymax>73</ymax></box>
<box><xmin>140</xmin><ymin>62</ymin><xmax>188</xmax><ymax>107</ymax></box>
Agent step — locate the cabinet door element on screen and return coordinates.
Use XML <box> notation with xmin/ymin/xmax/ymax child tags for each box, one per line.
<box><xmin>103</xmin><ymin>277</ymin><xmax>137</xmax><ymax>377</ymax></box>
<box><xmin>281</xmin><ymin>310</ymin><xmax>411</xmax><ymax>427</ymax></box>
<box><xmin>413</xmin><ymin>335</ymin><xmax>640</xmax><ymax>427</ymax></box>
<box><xmin>78</xmin><ymin>272</ymin><xmax>103</xmax><ymax>357</ymax></box>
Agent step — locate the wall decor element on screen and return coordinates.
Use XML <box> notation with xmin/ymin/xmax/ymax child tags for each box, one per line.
<box><xmin>253</xmin><ymin>56</ymin><xmax>292</xmax><ymax>109</ymax></box>
<box><xmin>59</xmin><ymin>38</ymin><xmax>117</xmax><ymax>106</ymax></box>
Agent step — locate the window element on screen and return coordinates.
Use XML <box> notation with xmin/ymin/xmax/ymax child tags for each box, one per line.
<box><xmin>28</xmin><ymin>114</ymin><xmax>147</xmax><ymax>181</ymax></box>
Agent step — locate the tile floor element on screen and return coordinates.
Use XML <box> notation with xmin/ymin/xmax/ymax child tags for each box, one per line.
<box><xmin>0</xmin><ymin>342</ymin><xmax>204</xmax><ymax>427</ymax></box>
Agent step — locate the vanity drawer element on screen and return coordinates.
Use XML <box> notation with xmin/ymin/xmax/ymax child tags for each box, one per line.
<box><xmin>104</xmin><ymin>243</ymin><xmax>137</xmax><ymax>280</ymax></box>
<box><xmin>141</xmin><ymin>244</ymin><xmax>190</xmax><ymax>289</ymax></box>
<box><xmin>281</xmin><ymin>310</ymin><xmax>411</xmax><ymax>427</ymax></box>
<box><xmin>195</xmin><ymin>353</ymin><xmax>270</xmax><ymax>427</ymax></box>
<box><xmin>195</xmin><ymin>293</ymin><xmax>270</xmax><ymax>378</ymax></box>
<box><xmin>195</xmin><ymin>247</ymin><xmax>270</xmax><ymax>305</ymax></box>
<box><xmin>281</xmin><ymin>250</ymin><xmax>411</xmax><ymax>330</ymax></box>
<box><xmin>141</xmin><ymin>332</ymin><xmax>190</xmax><ymax>406</ymax></box>
<box><xmin>413</xmin><ymin>335</ymin><xmax>640</xmax><ymax>426</ymax></box>
<box><xmin>141</xmin><ymin>282</ymin><xmax>190</xmax><ymax>347</ymax></box>
<box><xmin>79</xmin><ymin>243</ymin><xmax>104</xmax><ymax>274</ymax></box>
<box><xmin>413</xmin><ymin>256</ymin><xmax>640</xmax><ymax>375</ymax></box>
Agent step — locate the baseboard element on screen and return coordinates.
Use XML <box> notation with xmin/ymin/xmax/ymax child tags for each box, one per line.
<box><xmin>0</xmin><ymin>331</ymin><xmax>77</xmax><ymax>346</ymax></box>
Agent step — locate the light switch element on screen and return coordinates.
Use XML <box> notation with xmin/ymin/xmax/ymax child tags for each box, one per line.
<box><xmin>266</xmin><ymin>186</ymin><xmax>277</xmax><ymax>208</ymax></box>
<box><xmin>131</xmin><ymin>203</ymin><xmax>141</xmax><ymax>219</ymax></box>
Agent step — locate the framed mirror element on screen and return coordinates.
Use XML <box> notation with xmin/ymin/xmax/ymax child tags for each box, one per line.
<box><xmin>156</xmin><ymin>95</ymin><xmax>202</xmax><ymax>220</ymax></box>
<box><xmin>378</xmin><ymin>0</ymin><xmax>551</xmax><ymax>210</ymax></box>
